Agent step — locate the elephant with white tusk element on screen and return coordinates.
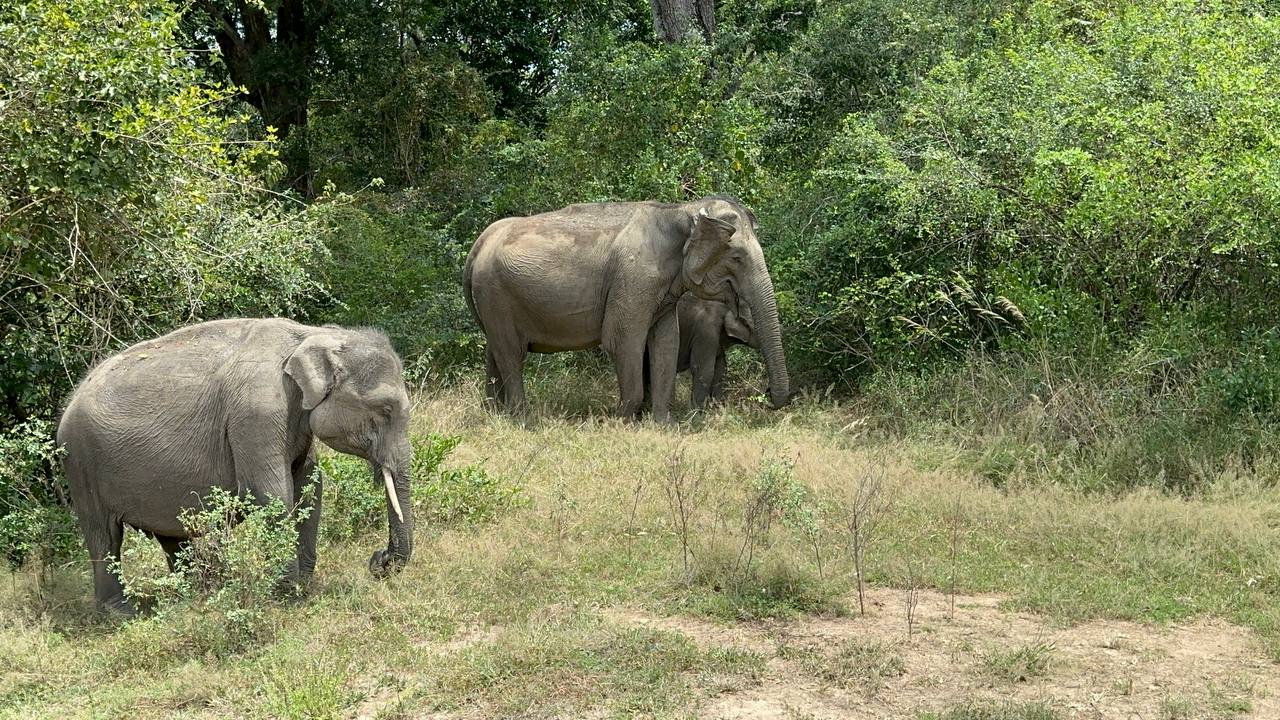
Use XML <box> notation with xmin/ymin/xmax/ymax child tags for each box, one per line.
<box><xmin>57</xmin><ymin>318</ymin><xmax>415</xmax><ymax>615</ymax></box>
<box><xmin>463</xmin><ymin>195</ymin><xmax>790</xmax><ymax>421</ymax></box>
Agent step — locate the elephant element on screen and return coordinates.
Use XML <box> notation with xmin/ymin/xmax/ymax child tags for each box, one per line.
<box><xmin>676</xmin><ymin>293</ymin><xmax>755</xmax><ymax>409</ymax></box>
<box><xmin>463</xmin><ymin>196</ymin><xmax>789</xmax><ymax>421</ymax></box>
<box><xmin>57</xmin><ymin>318</ymin><xmax>414</xmax><ymax>614</ymax></box>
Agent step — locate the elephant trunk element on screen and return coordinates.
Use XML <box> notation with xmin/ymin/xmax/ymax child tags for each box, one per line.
<box><xmin>745</xmin><ymin>263</ymin><xmax>791</xmax><ymax>409</ymax></box>
<box><xmin>369</xmin><ymin>440</ymin><xmax>413</xmax><ymax>577</ymax></box>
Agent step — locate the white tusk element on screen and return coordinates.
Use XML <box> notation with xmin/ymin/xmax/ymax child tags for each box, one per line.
<box><xmin>382</xmin><ymin>466</ymin><xmax>404</xmax><ymax>523</ymax></box>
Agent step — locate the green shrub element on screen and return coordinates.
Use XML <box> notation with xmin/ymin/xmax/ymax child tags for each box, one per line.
<box><xmin>318</xmin><ymin>434</ymin><xmax>519</xmax><ymax>543</ymax></box>
<box><xmin>0</xmin><ymin>0</ymin><xmax>323</xmax><ymax>566</ymax></box>
<box><xmin>0</xmin><ymin>419</ymin><xmax>77</xmax><ymax>568</ymax></box>
<box><xmin>770</xmin><ymin>0</ymin><xmax>1280</xmax><ymax>384</ymax></box>
<box><xmin>307</xmin><ymin>190</ymin><xmax>482</xmax><ymax>379</ymax></box>
<box><xmin>682</xmin><ymin>458</ymin><xmax>840</xmax><ymax>620</ymax></box>
<box><xmin>979</xmin><ymin>641</ymin><xmax>1054</xmax><ymax>683</ymax></box>
<box><xmin>114</xmin><ymin>487</ymin><xmax>306</xmax><ymax>657</ymax></box>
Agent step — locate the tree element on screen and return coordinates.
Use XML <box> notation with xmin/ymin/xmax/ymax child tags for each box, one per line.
<box><xmin>650</xmin><ymin>0</ymin><xmax>715</xmax><ymax>42</ymax></box>
<box><xmin>186</xmin><ymin>0</ymin><xmax>335</xmax><ymax>195</ymax></box>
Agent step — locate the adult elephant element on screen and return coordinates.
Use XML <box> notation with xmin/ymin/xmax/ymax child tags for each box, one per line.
<box><xmin>464</xmin><ymin>196</ymin><xmax>789</xmax><ymax>421</ymax></box>
<box><xmin>58</xmin><ymin>318</ymin><xmax>414</xmax><ymax>614</ymax></box>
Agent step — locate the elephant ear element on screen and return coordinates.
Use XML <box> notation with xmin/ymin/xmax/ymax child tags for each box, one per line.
<box><xmin>683</xmin><ymin>207</ymin><xmax>737</xmax><ymax>287</ymax></box>
<box><xmin>725</xmin><ymin>303</ymin><xmax>753</xmax><ymax>344</ymax></box>
<box><xmin>286</xmin><ymin>333</ymin><xmax>347</xmax><ymax>410</ymax></box>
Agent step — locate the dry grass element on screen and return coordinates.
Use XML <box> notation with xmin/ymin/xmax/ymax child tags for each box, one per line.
<box><xmin>1</xmin><ymin>373</ymin><xmax>1278</xmax><ymax>719</ymax></box>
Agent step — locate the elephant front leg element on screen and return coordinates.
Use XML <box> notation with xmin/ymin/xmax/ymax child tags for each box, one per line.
<box><xmin>711</xmin><ymin>348</ymin><xmax>728</xmax><ymax>404</ymax></box>
<box><xmin>646</xmin><ymin>311</ymin><xmax>679</xmax><ymax>423</ymax></box>
<box><xmin>292</xmin><ymin>450</ymin><xmax>322</xmax><ymax>584</ymax></box>
<box><xmin>605</xmin><ymin>329</ymin><xmax>647</xmax><ymax>420</ymax></box>
<box><xmin>232</xmin><ymin>432</ymin><xmax>303</xmax><ymax>596</ymax></box>
<box><xmin>689</xmin><ymin>336</ymin><xmax>720</xmax><ymax>411</ymax></box>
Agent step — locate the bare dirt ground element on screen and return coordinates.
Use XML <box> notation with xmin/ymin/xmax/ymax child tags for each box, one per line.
<box><xmin>606</xmin><ymin>589</ymin><xmax>1279</xmax><ymax>719</ymax></box>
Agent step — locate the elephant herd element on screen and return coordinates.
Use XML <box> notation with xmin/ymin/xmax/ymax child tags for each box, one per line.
<box><xmin>57</xmin><ymin>195</ymin><xmax>789</xmax><ymax>613</ymax></box>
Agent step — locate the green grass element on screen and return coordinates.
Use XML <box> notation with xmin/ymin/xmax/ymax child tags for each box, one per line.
<box><xmin>1</xmin><ymin>371</ymin><xmax>1278</xmax><ymax>717</ymax></box>
<box><xmin>978</xmin><ymin>641</ymin><xmax>1054</xmax><ymax>683</ymax></box>
<box><xmin>781</xmin><ymin>638</ymin><xmax>906</xmax><ymax>694</ymax></box>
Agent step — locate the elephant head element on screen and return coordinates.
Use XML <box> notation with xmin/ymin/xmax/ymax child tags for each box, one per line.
<box><xmin>286</xmin><ymin>330</ymin><xmax>413</xmax><ymax>576</ymax></box>
<box><xmin>680</xmin><ymin>197</ymin><xmax>790</xmax><ymax>408</ymax></box>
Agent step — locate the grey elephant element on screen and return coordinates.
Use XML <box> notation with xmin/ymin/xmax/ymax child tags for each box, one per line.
<box><xmin>57</xmin><ymin>318</ymin><xmax>414</xmax><ymax>614</ymax></box>
<box><xmin>463</xmin><ymin>196</ymin><xmax>789</xmax><ymax>421</ymax></box>
<box><xmin>676</xmin><ymin>293</ymin><xmax>755</xmax><ymax>409</ymax></box>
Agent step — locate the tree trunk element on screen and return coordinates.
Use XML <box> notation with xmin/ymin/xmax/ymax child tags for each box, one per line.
<box><xmin>201</xmin><ymin>0</ymin><xmax>321</xmax><ymax>196</ymax></box>
<box><xmin>650</xmin><ymin>0</ymin><xmax>715</xmax><ymax>43</ymax></box>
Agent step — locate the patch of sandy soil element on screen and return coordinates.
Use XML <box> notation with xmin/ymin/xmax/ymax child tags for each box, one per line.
<box><xmin>606</xmin><ymin>588</ymin><xmax>1280</xmax><ymax>719</ymax></box>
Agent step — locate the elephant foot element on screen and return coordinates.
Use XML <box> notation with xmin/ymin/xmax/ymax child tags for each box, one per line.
<box><xmin>368</xmin><ymin>549</ymin><xmax>407</xmax><ymax>578</ymax></box>
<box><xmin>273</xmin><ymin>577</ymin><xmax>307</xmax><ymax>602</ymax></box>
<box><xmin>98</xmin><ymin>595</ymin><xmax>138</xmax><ymax>619</ymax></box>
<box><xmin>650</xmin><ymin>410</ymin><xmax>675</xmax><ymax>425</ymax></box>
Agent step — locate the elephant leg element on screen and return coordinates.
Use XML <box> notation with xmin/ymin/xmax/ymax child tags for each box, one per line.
<box><xmin>711</xmin><ymin>348</ymin><xmax>728</xmax><ymax>403</ymax></box>
<box><xmin>155</xmin><ymin>535</ymin><xmax>189</xmax><ymax>573</ymax></box>
<box><xmin>250</xmin><ymin>469</ymin><xmax>302</xmax><ymax>596</ymax></box>
<box><xmin>292</xmin><ymin>450</ymin><xmax>322</xmax><ymax>584</ymax></box>
<box><xmin>646</xmin><ymin>311</ymin><xmax>679</xmax><ymax>423</ymax></box>
<box><xmin>641</xmin><ymin>349</ymin><xmax>651</xmax><ymax>410</ymax></box>
<box><xmin>689</xmin><ymin>336</ymin><xmax>719</xmax><ymax>411</ymax></box>
<box><xmin>81</xmin><ymin>509</ymin><xmax>131</xmax><ymax>615</ymax></box>
<box><xmin>230</xmin><ymin>427</ymin><xmax>302</xmax><ymax>593</ymax></box>
<box><xmin>603</xmin><ymin>303</ymin><xmax>655</xmax><ymax>419</ymax></box>
<box><xmin>486</xmin><ymin>329</ymin><xmax>528</xmax><ymax>415</ymax></box>
<box><xmin>484</xmin><ymin>346</ymin><xmax>506</xmax><ymax>410</ymax></box>
<box><xmin>607</xmin><ymin>341</ymin><xmax>646</xmax><ymax>419</ymax></box>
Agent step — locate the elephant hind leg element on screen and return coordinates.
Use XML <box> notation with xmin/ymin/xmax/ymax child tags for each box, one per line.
<box><xmin>486</xmin><ymin>333</ymin><xmax>528</xmax><ymax>416</ymax></box>
<box><xmin>484</xmin><ymin>347</ymin><xmax>506</xmax><ymax>410</ymax></box>
<box><xmin>80</xmin><ymin>510</ymin><xmax>131</xmax><ymax>615</ymax></box>
<box><xmin>155</xmin><ymin>535</ymin><xmax>190</xmax><ymax>573</ymax></box>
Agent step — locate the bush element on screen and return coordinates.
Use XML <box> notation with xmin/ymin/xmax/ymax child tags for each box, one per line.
<box><xmin>0</xmin><ymin>419</ymin><xmax>77</xmax><ymax>567</ymax></box>
<box><xmin>308</xmin><ymin>190</ymin><xmax>482</xmax><ymax>379</ymax></box>
<box><xmin>115</xmin><ymin>487</ymin><xmax>307</xmax><ymax>656</ymax></box>
<box><xmin>683</xmin><ymin>457</ymin><xmax>841</xmax><ymax>620</ymax></box>
<box><xmin>318</xmin><ymin>434</ymin><xmax>519</xmax><ymax>543</ymax></box>
<box><xmin>770</xmin><ymin>0</ymin><xmax>1280</xmax><ymax>383</ymax></box>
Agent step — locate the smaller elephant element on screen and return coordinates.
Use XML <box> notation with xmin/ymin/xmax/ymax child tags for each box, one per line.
<box><xmin>58</xmin><ymin>318</ymin><xmax>415</xmax><ymax>614</ymax></box>
<box><xmin>676</xmin><ymin>294</ymin><xmax>755</xmax><ymax>409</ymax></box>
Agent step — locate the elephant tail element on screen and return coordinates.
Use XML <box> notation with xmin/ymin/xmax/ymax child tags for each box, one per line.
<box><xmin>462</xmin><ymin>235</ymin><xmax>483</xmax><ymax>333</ymax></box>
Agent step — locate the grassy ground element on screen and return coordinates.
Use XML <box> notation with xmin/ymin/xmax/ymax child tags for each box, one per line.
<box><xmin>2</xmin><ymin>366</ymin><xmax>1279</xmax><ymax>719</ymax></box>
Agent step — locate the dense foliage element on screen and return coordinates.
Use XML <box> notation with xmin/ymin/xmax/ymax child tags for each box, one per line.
<box><xmin>3</xmin><ymin>0</ymin><xmax>1280</xmax><ymax>563</ymax></box>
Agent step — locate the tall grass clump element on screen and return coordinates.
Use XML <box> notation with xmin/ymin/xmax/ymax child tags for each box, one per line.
<box><xmin>683</xmin><ymin>457</ymin><xmax>842</xmax><ymax>620</ymax></box>
<box><xmin>853</xmin><ymin>329</ymin><xmax>1280</xmax><ymax>494</ymax></box>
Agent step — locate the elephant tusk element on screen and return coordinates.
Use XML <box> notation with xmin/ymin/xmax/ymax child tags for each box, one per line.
<box><xmin>382</xmin><ymin>466</ymin><xmax>404</xmax><ymax>523</ymax></box>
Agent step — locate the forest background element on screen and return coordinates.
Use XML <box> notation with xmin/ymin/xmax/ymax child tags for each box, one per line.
<box><xmin>3</xmin><ymin>0</ymin><xmax>1280</xmax><ymax>564</ymax></box>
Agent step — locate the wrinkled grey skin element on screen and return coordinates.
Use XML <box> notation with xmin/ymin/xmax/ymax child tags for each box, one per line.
<box><xmin>58</xmin><ymin>318</ymin><xmax>414</xmax><ymax>614</ymax></box>
<box><xmin>463</xmin><ymin>196</ymin><xmax>789</xmax><ymax>421</ymax></box>
<box><xmin>676</xmin><ymin>294</ymin><xmax>755</xmax><ymax>409</ymax></box>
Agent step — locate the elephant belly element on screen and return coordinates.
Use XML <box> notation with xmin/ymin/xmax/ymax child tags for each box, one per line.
<box><xmin>67</xmin><ymin>388</ymin><xmax>236</xmax><ymax>538</ymax></box>
<box><xmin>94</xmin><ymin>444</ymin><xmax>235</xmax><ymax>537</ymax></box>
<box><xmin>530</xmin><ymin>339</ymin><xmax>600</xmax><ymax>353</ymax></box>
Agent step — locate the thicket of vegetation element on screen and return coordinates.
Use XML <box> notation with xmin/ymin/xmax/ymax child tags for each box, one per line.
<box><xmin>3</xmin><ymin>0</ymin><xmax>1280</xmax><ymax>562</ymax></box>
